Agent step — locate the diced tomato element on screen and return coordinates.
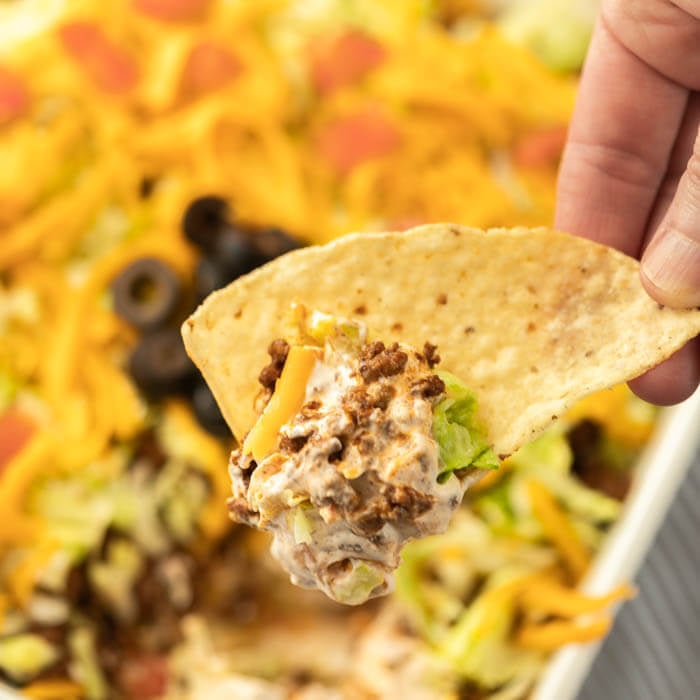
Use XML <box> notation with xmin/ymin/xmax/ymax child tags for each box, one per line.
<box><xmin>0</xmin><ymin>65</ymin><xmax>30</xmax><ymax>124</ymax></box>
<box><xmin>118</xmin><ymin>654</ymin><xmax>169</xmax><ymax>699</ymax></box>
<box><xmin>309</xmin><ymin>29</ymin><xmax>385</xmax><ymax>94</ymax></box>
<box><xmin>317</xmin><ymin>109</ymin><xmax>401</xmax><ymax>174</ymax></box>
<box><xmin>0</xmin><ymin>409</ymin><xmax>35</xmax><ymax>472</ymax></box>
<box><xmin>58</xmin><ymin>22</ymin><xmax>139</xmax><ymax>95</ymax></box>
<box><xmin>182</xmin><ymin>41</ymin><xmax>243</xmax><ymax>97</ymax></box>
<box><xmin>133</xmin><ymin>0</ymin><xmax>210</xmax><ymax>22</ymax></box>
<box><xmin>513</xmin><ymin>125</ymin><xmax>568</xmax><ymax>168</ymax></box>
<box><xmin>386</xmin><ymin>215</ymin><xmax>425</xmax><ymax>232</ymax></box>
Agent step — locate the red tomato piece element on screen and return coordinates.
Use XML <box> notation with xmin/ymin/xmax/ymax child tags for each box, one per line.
<box><xmin>58</xmin><ymin>22</ymin><xmax>139</xmax><ymax>95</ymax></box>
<box><xmin>387</xmin><ymin>215</ymin><xmax>425</xmax><ymax>232</ymax></box>
<box><xmin>133</xmin><ymin>0</ymin><xmax>210</xmax><ymax>22</ymax></box>
<box><xmin>317</xmin><ymin>110</ymin><xmax>400</xmax><ymax>174</ymax></box>
<box><xmin>118</xmin><ymin>655</ymin><xmax>169</xmax><ymax>699</ymax></box>
<box><xmin>310</xmin><ymin>29</ymin><xmax>385</xmax><ymax>94</ymax></box>
<box><xmin>0</xmin><ymin>65</ymin><xmax>30</xmax><ymax>124</ymax></box>
<box><xmin>0</xmin><ymin>409</ymin><xmax>35</xmax><ymax>472</ymax></box>
<box><xmin>182</xmin><ymin>42</ymin><xmax>243</xmax><ymax>96</ymax></box>
<box><xmin>513</xmin><ymin>125</ymin><xmax>568</xmax><ymax>168</ymax></box>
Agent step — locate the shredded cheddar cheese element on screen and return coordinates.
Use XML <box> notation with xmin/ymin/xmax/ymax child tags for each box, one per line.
<box><xmin>527</xmin><ymin>479</ymin><xmax>591</xmax><ymax>582</ymax></box>
<box><xmin>519</xmin><ymin>579</ymin><xmax>636</xmax><ymax>618</ymax></box>
<box><xmin>23</xmin><ymin>679</ymin><xmax>84</xmax><ymax>700</ymax></box>
<box><xmin>243</xmin><ymin>345</ymin><xmax>321</xmax><ymax>461</ymax></box>
<box><xmin>515</xmin><ymin>616</ymin><xmax>612</xmax><ymax>651</ymax></box>
<box><xmin>0</xmin><ymin>1</ymin><xmax>647</xmax><ymax>685</ymax></box>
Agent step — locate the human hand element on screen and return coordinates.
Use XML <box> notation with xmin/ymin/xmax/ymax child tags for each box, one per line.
<box><xmin>555</xmin><ymin>0</ymin><xmax>700</xmax><ymax>405</ymax></box>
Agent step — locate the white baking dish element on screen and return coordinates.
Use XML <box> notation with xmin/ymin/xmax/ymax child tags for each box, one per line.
<box><xmin>532</xmin><ymin>387</ymin><xmax>700</xmax><ymax>700</ymax></box>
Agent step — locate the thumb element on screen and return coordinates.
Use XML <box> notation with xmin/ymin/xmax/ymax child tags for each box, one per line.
<box><xmin>641</xmin><ymin>127</ymin><xmax>700</xmax><ymax>308</ymax></box>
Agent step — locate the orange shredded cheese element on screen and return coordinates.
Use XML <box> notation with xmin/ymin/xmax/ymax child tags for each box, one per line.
<box><xmin>519</xmin><ymin>580</ymin><xmax>636</xmax><ymax>618</ymax></box>
<box><xmin>23</xmin><ymin>679</ymin><xmax>84</xmax><ymax>700</ymax></box>
<box><xmin>7</xmin><ymin>539</ymin><xmax>59</xmax><ymax>607</ymax></box>
<box><xmin>0</xmin><ymin>433</ymin><xmax>55</xmax><ymax>546</ymax></box>
<box><xmin>515</xmin><ymin>616</ymin><xmax>612</xmax><ymax>651</ymax></box>
<box><xmin>527</xmin><ymin>479</ymin><xmax>591</xmax><ymax>581</ymax></box>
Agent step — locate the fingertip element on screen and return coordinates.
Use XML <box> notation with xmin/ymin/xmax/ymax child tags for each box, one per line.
<box><xmin>627</xmin><ymin>340</ymin><xmax>700</xmax><ymax>406</ymax></box>
<box><xmin>639</xmin><ymin>266</ymin><xmax>686</xmax><ymax>309</ymax></box>
<box><xmin>640</xmin><ymin>230</ymin><xmax>700</xmax><ymax>309</ymax></box>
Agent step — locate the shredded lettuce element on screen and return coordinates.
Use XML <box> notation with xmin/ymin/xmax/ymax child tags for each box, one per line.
<box><xmin>497</xmin><ymin>0</ymin><xmax>598</xmax><ymax>72</ymax></box>
<box><xmin>292</xmin><ymin>506</ymin><xmax>314</xmax><ymax>545</ymax></box>
<box><xmin>433</xmin><ymin>371</ymin><xmax>499</xmax><ymax>481</ymax></box>
<box><xmin>507</xmin><ymin>429</ymin><xmax>621</xmax><ymax>523</ymax></box>
<box><xmin>0</xmin><ymin>634</ymin><xmax>59</xmax><ymax>683</ymax></box>
<box><xmin>88</xmin><ymin>539</ymin><xmax>143</xmax><ymax>623</ymax></box>
<box><xmin>69</xmin><ymin>626</ymin><xmax>108</xmax><ymax>700</ymax></box>
<box><xmin>436</xmin><ymin>568</ymin><xmax>544</xmax><ymax>688</ymax></box>
<box><xmin>396</xmin><ymin>511</ymin><xmax>553</xmax><ymax>640</ymax></box>
<box><xmin>329</xmin><ymin>561</ymin><xmax>386</xmax><ymax>606</ymax></box>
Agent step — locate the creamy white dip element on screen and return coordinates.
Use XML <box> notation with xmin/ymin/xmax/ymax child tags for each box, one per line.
<box><xmin>228</xmin><ymin>337</ymin><xmax>474</xmax><ymax>605</ymax></box>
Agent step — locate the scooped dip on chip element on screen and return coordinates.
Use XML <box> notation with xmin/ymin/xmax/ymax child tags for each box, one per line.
<box><xmin>183</xmin><ymin>224</ymin><xmax>700</xmax><ymax>605</ymax></box>
<box><xmin>227</xmin><ymin>310</ymin><xmax>497</xmax><ymax>604</ymax></box>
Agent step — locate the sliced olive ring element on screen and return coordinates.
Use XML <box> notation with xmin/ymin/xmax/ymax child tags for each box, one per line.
<box><xmin>194</xmin><ymin>226</ymin><xmax>304</xmax><ymax>298</ymax></box>
<box><xmin>129</xmin><ymin>329</ymin><xmax>197</xmax><ymax>398</ymax></box>
<box><xmin>253</xmin><ymin>226</ymin><xmax>302</xmax><ymax>259</ymax></box>
<box><xmin>182</xmin><ymin>196</ymin><xmax>230</xmax><ymax>252</ymax></box>
<box><xmin>111</xmin><ymin>258</ymin><xmax>182</xmax><ymax>331</ymax></box>
<box><xmin>191</xmin><ymin>379</ymin><xmax>231</xmax><ymax>437</ymax></box>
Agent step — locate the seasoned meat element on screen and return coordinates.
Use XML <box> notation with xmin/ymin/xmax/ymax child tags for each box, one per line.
<box><xmin>258</xmin><ymin>339</ymin><xmax>290</xmax><ymax>390</ymax></box>
<box><xmin>359</xmin><ymin>342</ymin><xmax>408</xmax><ymax>383</ymax></box>
<box><xmin>228</xmin><ymin>334</ymin><xmax>467</xmax><ymax>605</ymax></box>
<box><xmin>422</xmin><ymin>342</ymin><xmax>441</xmax><ymax>368</ymax></box>
<box><xmin>411</xmin><ymin>374</ymin><xmax>445</xmax><ymax>399</ymax></box>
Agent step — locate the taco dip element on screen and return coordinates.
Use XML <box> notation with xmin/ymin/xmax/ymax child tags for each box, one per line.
<box><xmin>1</xmin><ymin>2</ymin><xmax>697</xmax><ymax>700</ymax></box>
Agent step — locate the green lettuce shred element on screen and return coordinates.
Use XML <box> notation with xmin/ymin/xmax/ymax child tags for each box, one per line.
<box><xmin>497</xmin><ymin>0</ymin><xmax>597</xmax><ymax>72</ymax></box>
<box><xmin>329</xmin><ymin>560</ymin><xmax>386</xmax><ymax>606</ymax></box>
<box><xmin>69</xmin><ymin>626</ymin><xmax>108</xmax><ymax>700</ymax></box>
<box><xmin>433</xmin><ymin>371</ymin><xmax>499</xmax><ymax>481</ymax></box>
<box><xmin>507</xmin><ymin>429</ymin><xmax>621</xmax><ymax>523</ymax></box>
<box><xmin>0</xmin><ymin>634</ymin><xmax>59</xmax><ymax>683</ymax></box>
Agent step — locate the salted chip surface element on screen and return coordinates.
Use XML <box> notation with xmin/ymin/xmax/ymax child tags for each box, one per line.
<box><xmin>183</xmin><ymin>225</ymin><xmax>700</xmax><ymax>457</ymax></box>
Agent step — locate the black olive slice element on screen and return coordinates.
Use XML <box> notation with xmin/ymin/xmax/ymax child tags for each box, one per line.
<box><xmin>129</xmin><ymin>329</ymin><xmax>197</xmax><ymax>398</ymax></box>
<box><xmin>213</xmin><ymin>228</ymin><xmax>267</xmax><ymax>276</ymax></box>
<box><xmin>194</xmin><ymin>231</ymin><xmax>269</xmax><ymax>301</ymax></box>
<box><xmin>253</xmin><ymin>226</ymin><xmax>302</xmax><ymax>260</ymax></box>
<box><xmin>194</xmin><ymin>257</ymin><xmax>229</xmax><ymax>302</ymax></box>
<box><xmin>182</xmin><ymin>196</ymin><xmax>230</xmax><ymax>251</ymax></box>
<box><xmin>111</xmin><ymin>258</ymin><xmax>182</xmax><ymax>331</ymax></box>
<box><xmin>191</xmin><ymin>380</ymin><xmax>231</xmax><ymax>437</ymax></box>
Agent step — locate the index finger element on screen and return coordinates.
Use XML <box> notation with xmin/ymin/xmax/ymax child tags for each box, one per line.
<box><xmin>555</xmin><ymin>15</ymin><xmax>687</xmax><ymax>256</ymax></box>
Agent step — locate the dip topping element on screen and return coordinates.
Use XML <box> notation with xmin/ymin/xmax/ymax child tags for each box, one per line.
<box><xmin>227</xmin><ymin>313</ymin><xmax>494</xmax><ymax>604</ymax></box>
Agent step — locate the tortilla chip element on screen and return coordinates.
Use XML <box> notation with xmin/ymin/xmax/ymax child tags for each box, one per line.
<box><xmin>182</xmin><ymin>225</ymin><xmax>700</xmax><ymax>457</ymax></box>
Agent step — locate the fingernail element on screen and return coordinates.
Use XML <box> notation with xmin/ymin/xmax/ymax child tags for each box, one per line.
<box><xmin>642</xmin><ymin>230</ymin><xmax>700</xmax><ymax>308</ymax></box>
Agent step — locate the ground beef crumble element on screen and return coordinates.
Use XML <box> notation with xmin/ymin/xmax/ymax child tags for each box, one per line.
<box><xmin>411</xmin><ymin>374</ymin><xmax>445</xmax><ymax>398</ymax></box>
<box><xmin>422</xmin><ymin>342</ymin><xmax>440</xmax><ymax>368</ymax></box>
<box><xmin>359</xmin><ymin>341</ymin><xmax>408</xmax><ymax>383</ymax></box>
<box><xmin>258</xmin><ymin>338</ymin><xmax>290</xmax><ymax>390</ymax></box>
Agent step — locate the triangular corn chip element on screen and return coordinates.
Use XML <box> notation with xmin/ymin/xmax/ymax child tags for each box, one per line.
<box><xmin>182</xmin><ymin>225</ymin><xmax>700</xmax><ymax>457</ymax></box>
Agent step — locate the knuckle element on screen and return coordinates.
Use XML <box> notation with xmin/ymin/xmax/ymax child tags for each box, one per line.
<box><xmin>569</xmin><ymin>139</ymin><xmax>660</xmax><ymax>191</ymax></box>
